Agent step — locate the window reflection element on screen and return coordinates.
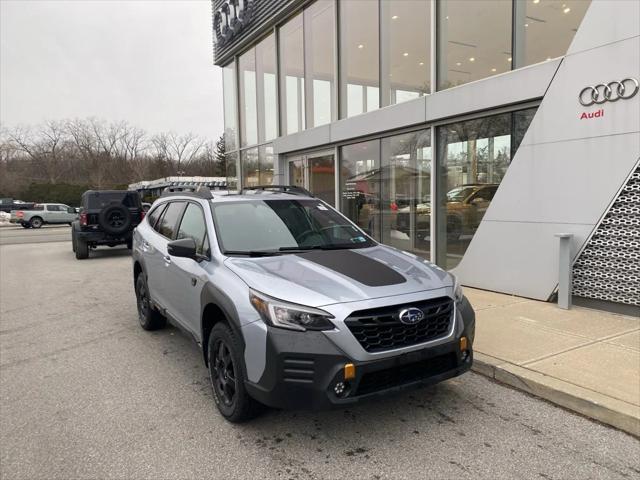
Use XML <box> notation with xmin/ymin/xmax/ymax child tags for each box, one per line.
<box><xmin>222</xmin><ymin>63</ymin><xmax>237</xmax><ymax>152</ymax></box>
<box><xmin>256</xmin><ymin>34</ymin><xmax>277</xmax><ymax>142</ymax></box>
<box><xmin>435</xmin><ymin>109</ymin><xmax>537</xmax><ymax>268</ymax></box>
<box><xmin>226</xmin><ymin>152</ymin><xmax>239</xmax><ymax>191</ymax></box>
<box><xmin>340</xmin><ymin>140</ymin><xmax>381</xmax><ymax>238</ymax></box>
<box><xmin>239</xmin><ymin>49</ymin><xmax>257</xmax><ymax>147</ymax></box>
<box><xmin>341</xmin><ymin>1</ymin><xmax>379</xmax><ymax>118</ymax></box>
<box><xmin>241</xmin><ymin>148</ymin><xmax>259</xmax><ymax>188</ymax></box>
<box><xmin>259</xmin><ymin>145</ymin><xmax>274</xmax><ymax>185</ymax></box>
<box><xmin>305</xmin><ymin>0</ymin><xmax>335</xmax><ymax>127</ymax></box>
<box><xmin>382</xmin><ymin>0</ymin><xmax>431</xmax><ymax>104</ymax></box>
<box><xmin>381</xmin><ymin>130</ymin><xmax>432</xmax><ymax>259</ymax></box>
<box><xmin>437</xmin><ymin>0</ymin><xmax>512</xmax><ymax>90</ymax></box>
<box><xmin>279</xmin><ymin>13</ymin><xmax>305</xmax><ymax>135</ymax></box>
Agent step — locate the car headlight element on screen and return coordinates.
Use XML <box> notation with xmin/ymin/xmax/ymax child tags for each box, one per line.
<box><xmin>450</xmin><ymin>273</ymin><xmax>464</xmax><ymax>303</ymax></box>
<box><xmin>249</xmin><ymin>290</ymin><xmax>335</xmax><ymax>332</ymax></box>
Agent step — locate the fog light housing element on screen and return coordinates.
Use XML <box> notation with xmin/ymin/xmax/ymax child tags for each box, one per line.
<box><xmin>460</xmin><ymin>336</ymin><xmax>468</xmax><ymax>352</ymax></box>
<box><xmin>334</xmin><ymin>381</ymin><xmax>350</xmax><ymax>398</ymax></box>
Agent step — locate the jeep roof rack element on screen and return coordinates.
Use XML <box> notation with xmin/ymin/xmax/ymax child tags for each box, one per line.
<box><xmin>160</xmin><ymin>186</ymin><xmax>214</xmax><ymax>199</ymax></box>
<box><xmin>241</xmin><ymin>185</ymin><xmax>314</xmax><ymax>197</ymax></box>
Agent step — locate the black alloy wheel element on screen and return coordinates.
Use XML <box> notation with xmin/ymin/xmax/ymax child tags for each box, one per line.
<box><xmin>211</xmin><ymin>339</ymin><xmax>237</xmax><ymax>407</ymax></box>
<box><xmin>135</xmin><ymin>275</ymin><xmax>165</xmax><ymax>330</ymax></box>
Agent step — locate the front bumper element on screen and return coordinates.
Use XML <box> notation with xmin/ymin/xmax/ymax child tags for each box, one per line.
<box><xmin>245</xmin><ymin>296</ymin><xmax>475</xmax><ymax>410</ymax></box>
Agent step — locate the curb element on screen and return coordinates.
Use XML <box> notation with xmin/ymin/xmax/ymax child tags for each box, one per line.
<box><xmin>471</xmin><ymin>352</ymin><xmax>640</xmax><ymax>437</ymax></box>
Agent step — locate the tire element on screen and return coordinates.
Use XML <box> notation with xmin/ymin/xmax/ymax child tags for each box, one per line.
<box><xmin>126</xmin><ymin>238</ymin><xmax>133</xmax><ymax>250</ymax></box>
<box><xmin>98</xmin><ymin>204</ymin><xmax>131</xmax><ymax>236</ymax></box>
<box><xmin>29</xmin><ymin>217</ymin><xmax>43</xmax><ymax>229</ymax></box>
<box><xmin>208</xmin><ymin>323</ymin><xmax>262</xmax><ymax>423</ymax></box>
<box><xmin>75</xmin><ymin>238</ymin><xmax>89</xmax><ymax>259</ymax></box>
<box><xmin>71</xmin><ymin>226</ymin><xmax>77</xmax><ymax>253</ymax></box>
<box><xmin>135</xmin><ymin>274</ymin><xmax>165</xmax><ymax>331</ymax></box>
<box><xmin>21</xmin><ymin>224</ymin><xmax>30</xmax><ymax>229</ymax></box>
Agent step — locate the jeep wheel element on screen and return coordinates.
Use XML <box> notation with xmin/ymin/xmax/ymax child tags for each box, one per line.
<box><xmin>208</xmin><ymin>323</ymin><xmax>262</xmax><ymax>423</ymax></box>
<box><xmin>75</xmin><ymin>238</ymin><xmax>89</xmax><ymax>259</ymax></box>
<box><xmin>135</xmin><ymin>274</ymin><xmax>165</xmax><ymax>330</ymax></box>
<box><xmin>126</xmin><ymin>238</ymin><xmax>133</xmax><ymax>249</ymax></box>
<box><xmin>29</xmin><ymin>217</ymin><xmax>43</xmax><ymax>229</ymax></box>
<box><xmin>99</xmin><ymin>204</ymin><xmax>131</xmax><ymax>236</ymax></box>
<box><xmin>71</xmin><ymin>227</ymin><xmax>77</xmax><ymax>253</ymax></box>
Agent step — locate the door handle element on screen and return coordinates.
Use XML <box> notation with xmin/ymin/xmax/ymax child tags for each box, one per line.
<box><xmin>163</xmin><ymin>255</ymin><xmax>171</xmax><ymax>265</ymax></box>
<box><xmin>141</xmin><ymin>240</ymin><xmax>150</xmax><ymax>251</ymax></box>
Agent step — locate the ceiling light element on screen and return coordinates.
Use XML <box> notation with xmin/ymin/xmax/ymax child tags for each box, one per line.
<box><xmin>445</xmin><ymin>16</ymin><xmax>449</xmax><ymax>20</ymax></box>
<box><xmin>403</xmin><ymin>52</ymin><xmax>409</xmax><ymax>57</ymax></box>
<box><xmin>524</xmin><ymin>23</ymin><xmax>529</xmax><ymax>27</ymax></box>
<box><xmin>491</xmin><ymin>68</ymin><xmax>497</xmax><ymax>72</ymax></box>
<box><xmin>507</xmin><ymin>57</ymin><xmax>512</xmax><ymax>62</ymax></box>
<box><xmin>469</xmin><ymin>57</ymin><xmax>475</xmax><ymax>62</ymax></box>
<box><xmin>456</xmin><ymin>62</ymin><xmax>462</xmax><ymax>66</ymax></box>
<box><xmin>419</xmin><ymin>62</ymin><xmax>425</xmax><ymax>66</ymax></box>
<box><xmin>358</xmin><ymin>44</ymin><xmax>364</xmax><ymax>49</ymax></box>
<box><xmin>533</xmin><ymin>0</ymin><xmax>539</xmax><ymax>3</ymax></box>
<box><xmin>392</xmin><ymin>15</ymin><xmax>398</xmax><ymax>20</ymax></box>
<box><xmin>563</xmin><ymin>7</ymin><xmax>571</xmax><ymax>13</ymax></box>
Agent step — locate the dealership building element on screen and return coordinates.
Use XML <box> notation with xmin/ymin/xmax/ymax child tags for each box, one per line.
<box><xmin>212</xmin><ymin>0</ymin><xmax>639</xmax><ymax>313</ymax></box>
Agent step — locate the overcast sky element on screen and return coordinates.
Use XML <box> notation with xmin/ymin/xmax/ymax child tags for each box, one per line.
<box><xmin>0</xmin><ymin>0</ymin><xmax>223</xmax><ymax>140</ymax></box>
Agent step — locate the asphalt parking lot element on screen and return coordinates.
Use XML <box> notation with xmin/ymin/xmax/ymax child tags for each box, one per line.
<box><xmin>1</xmin><ymin>230</ymin><xmax>639</xmax><ymax>479</ymax></box>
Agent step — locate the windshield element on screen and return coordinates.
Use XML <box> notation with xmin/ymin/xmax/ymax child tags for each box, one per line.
<box><xmin>211</xmin><ymin>199</ymin><xmax>374</xmax><ymax>255</ymax></box>
<box><xmin>446</xmin><ymin>187</ymin><xmax>476</xmax><ymax>202</ymax></box>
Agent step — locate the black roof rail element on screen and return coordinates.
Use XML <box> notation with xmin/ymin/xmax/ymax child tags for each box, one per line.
<box><xmin>241</xmin><ymin>185</ymin><xmax>314</xmax><ymax>197</ymax></box>
<box><xmin>160</xmin><ymin>186</ymin><xmax>213</xmax><ymax>199</ymax></box>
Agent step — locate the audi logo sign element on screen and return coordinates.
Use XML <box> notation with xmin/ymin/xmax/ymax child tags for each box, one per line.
<box><xmin>579</xmin><ymin>78</ymin><xmax>639</xmax><ymax>106</ymax></box>
<box><xmin>213</xmin><ymin>0</ymin><xmax>255</xmax><ymax>45</ymax></box>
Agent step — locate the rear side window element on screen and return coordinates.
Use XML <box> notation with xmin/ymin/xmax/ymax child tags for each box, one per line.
<box><xmin>147</xmin><ymin>204</ymin><xmax>167</xmax><ymax>229</ymax></box>
<box><xmin>155</xmin><ymin>202</ymin><xmax>185</xmax><ymax>239</ymax></box>
<box><xmin>46</xmin><ymin>205</ymin><xmax>62</xmax><ymax>211</ymax></box>
<box><xmin>176</xmin><ymin>203</ymin><xmax>208</xmax><ymax>255</ymax></box>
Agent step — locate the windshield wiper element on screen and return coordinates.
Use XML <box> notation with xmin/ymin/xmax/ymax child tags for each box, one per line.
<box><xmin>279</xmin><ymin>243</ymin><xmax>366</xmax><ymax>252</ymax></box>
<box><xmin>223</xmin><ymin>250</ymin><xmax>282</xmax><ymax>257</ymax></box>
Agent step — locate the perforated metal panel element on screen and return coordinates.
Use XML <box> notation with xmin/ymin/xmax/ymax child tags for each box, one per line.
<box><xmin>573</xmin><ymin>162</ymin><xmax>640</xmax><ymax>307</ymax></box>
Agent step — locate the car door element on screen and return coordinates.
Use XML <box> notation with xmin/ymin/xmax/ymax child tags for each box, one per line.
<box><xmin>145</xmin><ymin>201</ymin><xmax>186</xmax><ymax>315</ymax></box>
<box><xmin>45</xmin><ymin>204</ymin><xmax>63</xmax><ymax>222</ymax></box>
<box><xmin>59</xmin><ymin>204</ymin><xmax>77</xmax><ymax>223</ymax></box>
<box><xmin>165</xmin><ymin>202</ymin><xmax>211</xmax><ymax>335</ymax></box>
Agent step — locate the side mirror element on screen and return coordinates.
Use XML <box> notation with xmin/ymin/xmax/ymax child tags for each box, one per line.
<box><xmin>168</xmin><ymin>237</ymin><xmax>198</xmax><ymax>260</ymax></box>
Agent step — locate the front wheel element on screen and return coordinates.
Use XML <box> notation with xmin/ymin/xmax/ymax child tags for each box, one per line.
<box><xmin>208</xmin><ymin>323</ymin><xmax>262</xmax><ymax>423</ymax></box>
<box><xmin>135</xmin><ymin>274</ymin><xmax>165</xmax><ymax>330</ymax></box>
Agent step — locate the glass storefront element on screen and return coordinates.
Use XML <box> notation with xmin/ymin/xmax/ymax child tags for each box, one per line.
<box><xmin>382</xmin><ymin>0</ymin><xmax>431</xmax><ymax>105</ymax></box>
<box><xmin>238</xmin><ymin>49</ymin><xmax>258</xmax><ymax>147</ymax></box>
<box><xmin>225</xmin><ymin>152</ymin><xmax>239</xmax><ymax>191</ymax></box>
<box><xmin>304</xmin><ymin>0</ymin><xmax>335</xmax><ymax>127</ymax></box>
<box><xmin>279</xmin><ymin>13</ymin><xmax>305</xmax><ymax>135</ymax></box>
<box><xmin>435</xmin><ymin>108</ymin><xmax>536</xmax><ymax>268</ymax></box>
<box><xmin>256</xmin><ymin>34</ymin><xmax>277</xmax><ymax>143</ymax></box>
<box><xmin>340</xmin><ymin>0</ymin><xmax>379</xmax><ymax>118</ymax></box>
<box><xmin>437</xmin><ymin>0</ymin><xmax>512</xmax><ymax>90</ymax></box>
<box><xmin>241</xmin><ymin>147</ymin><xmax>259</xmax><ymax>187</ymax></box>
<box><xmin>259</xmin><ymin>145</ymin><xmax>275</xmax><ymax>185</ymax></box>
<box><xmin>381</xmin><ymin>130</ymin><xmax>432</xmax><ymax>258</ymax></box>
<box><xmin>222</xmin><ymin>63</ymin><xmax>237</xmax><ymax>152</ymax></box>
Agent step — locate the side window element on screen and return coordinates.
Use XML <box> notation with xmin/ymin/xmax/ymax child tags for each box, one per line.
<box><xmin>156</xmin><ymin>202</ymin><xmax>185</xmax><ymax>239</ymax></box>
<box><xmin>147</xmin><ymin>204</ymin><xmax>167</xmax><ymax>230</ymax></box>
<box><xmin>46</xmin><ymin>205</ymin><xmax>59</xmax><ymax>211</ymax></box>
<box><xmin>176</xmin><ymin>203</ymin><xmax>208</xmax><ymax>255</ymax></box>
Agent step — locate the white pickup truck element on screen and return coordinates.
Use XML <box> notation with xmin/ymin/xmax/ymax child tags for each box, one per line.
<box><xmin>11</xmin><ymin>203</ymin><xmax>78</xmax><ymax>229</ymax></box>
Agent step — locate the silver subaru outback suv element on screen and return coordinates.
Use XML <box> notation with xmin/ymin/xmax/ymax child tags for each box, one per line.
<box><xmin>132</xmin><ymin>185</ymin><xmax>475</xmax><ymax>422</ymax></box>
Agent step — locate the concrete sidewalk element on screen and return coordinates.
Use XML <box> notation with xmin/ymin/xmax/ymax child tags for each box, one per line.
<box><xmin>465</xmin><ymin>288</ymin><xmax>640</xmax><ymax>437</ymax></box>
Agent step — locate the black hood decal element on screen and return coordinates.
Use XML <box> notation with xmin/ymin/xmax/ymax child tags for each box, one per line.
<box><xmin>296</xmin><ymin>250</ymin><xmax>407</xmax><ymax>287</ymax></box>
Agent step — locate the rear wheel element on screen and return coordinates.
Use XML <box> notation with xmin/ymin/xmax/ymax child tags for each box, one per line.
<box><xmin>208</xmin><ymin>323</ymin><xmax>262</xmax><ymax>423</ymax></box>
<box><xmin>71</xmin><ymin>227</ymin><xmax>77</xmax><ymax>253</ymax></box>
<box><xmin>75</xmin><ymin>238</ymin><xmax>89</xmax><ymax>259</ymax></box>
<box><xmin>29</xmin><ymin>217</ymin><xmax>43</xmax><ymax>229</ymax></box>
<box><xmin>135</xmin><ymin>274</ymin><xmax>165</xmax><ymax>330</ymax></box>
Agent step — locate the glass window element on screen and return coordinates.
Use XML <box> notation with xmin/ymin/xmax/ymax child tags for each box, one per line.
<box><xmin>515</xmin><ymin>0</ymin><xmax>591</xmax><ymax>68</ymax></box>
<box><xmin>381</xmin><ymin>130</ymin><xmax>432</xmax><ymax>259</ymax></box>
<box><xmin>341</xmin><ymin>0</ymin><xmax>379</xmax><ymax>118</ymax></box>
<box><xmin>340</xmin><ymin>140</ymin><xmax>381</xmax><ymax>239</ymax></box>
<box><xmin>156</xmin><ymin>202</ymin><xmax>185</xmax><ymax>239</ymax></box>
<box><xmin>437</xmin><ymin>1</ymin><xmax>512</xmax><ymax>90</ymax></box>
<box><xmin>226</xmin><ymin>152</ymin><xmax>239</xmax><ymax>191</ymax></box>
<box><xmin>222</xmin><ymin>62</ymin><xmax>238</xmax><ymax>152</ymax></box>
<box><xmin>239</xmin><ymin>48</ymin><xmax>258</xmax><ymax>147</ymax></box>
<box><xmin>435</xmin><ymin>109</ymin><xmax>536</xmax><ymax>269</ymax></box>
<box><xmin>382</xmin><ymin>0</ymin><xmax>431</xmax><ymax>105</ymax></box>
<box><xmin>304</xmin><ymin>0</ymin><xmax>335</xmax><ymax>127</ymax></box>
<box><xmin>147</xmin><ymin>203</ymin><xmax>167</xmax><ymax>229</ymax></box>
<box><xmin>256</xmin><ymin>34</ymin><xmax>278</xmax><ymax>142</ymax></box>
<box><xmin>177</xmin><ymin>203</ymin><xmax>208</xmax><ymax>255</ymax></box>
<box><xmin>212</xmin><ymin>199</ymin><xmax>374</xmax><ymax>253</ymax></box>
<box><xmin>259</xmin><ymin>145</ymin><xmax>274</xmax><ymax>185</ymax></box>
<box><xmin>241</xmin><ymin>148</ymin><xmax>259</xmax><ymax>188</ymax></box>
<box><xmin>279</xmin><ymin>13</ymin><xmax>305</xmax><ymax>135</ymax></box>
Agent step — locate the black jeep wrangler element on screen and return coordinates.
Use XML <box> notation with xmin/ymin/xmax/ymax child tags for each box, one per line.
<box><xmin>72</xmin><ymin>190</ymin><xmax>144</xmax><ymax>259</ymax></box>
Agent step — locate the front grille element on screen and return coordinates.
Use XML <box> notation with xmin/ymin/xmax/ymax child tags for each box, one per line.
<box><xmin>356</xmin><ymin>353</ymin><xmax>457</xmax><ymax>396</ymax></box>
<box><xmin>345</xmin><ymin>297</ymin><xmax>453</xmax><ymax>352</ymax></box>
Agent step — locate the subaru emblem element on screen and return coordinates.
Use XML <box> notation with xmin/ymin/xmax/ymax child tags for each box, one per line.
<box><xmin>399</xmin><ymin>307</ymin><xmax>424</xmax><ymax>325</ymax></box>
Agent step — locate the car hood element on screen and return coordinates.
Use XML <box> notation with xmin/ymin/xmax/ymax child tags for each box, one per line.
<box><xmin>224</xmin><ymin>245</ymin><xmax>452</xmax><ymax>307</ymax></box>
